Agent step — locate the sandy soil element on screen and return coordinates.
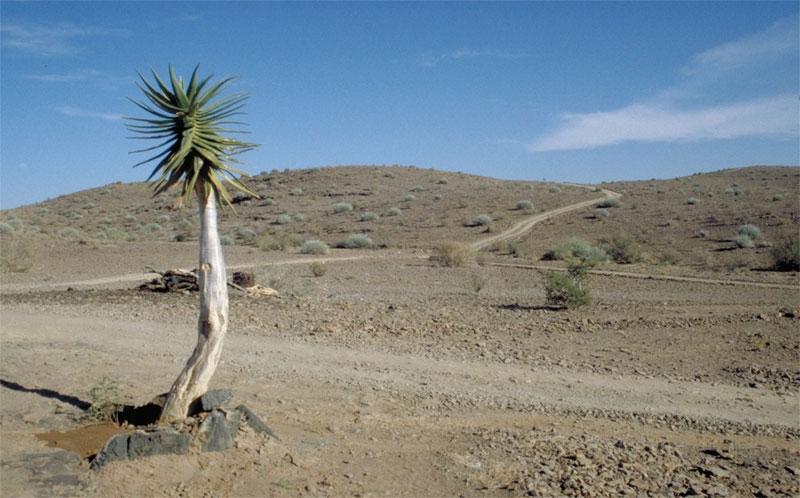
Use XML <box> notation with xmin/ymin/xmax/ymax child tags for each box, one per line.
<box><xmin>1</xmin><ymin>171</ymin><xmax>799</xmax><ymax>497</ymax></box>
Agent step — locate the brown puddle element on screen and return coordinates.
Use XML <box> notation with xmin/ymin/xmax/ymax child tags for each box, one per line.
<box><xmin>37</xmin><ymin>423</ymin><xmax>132</xmax><ymax>459</ymax></box>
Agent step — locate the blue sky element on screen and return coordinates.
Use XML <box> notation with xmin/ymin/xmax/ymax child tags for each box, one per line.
<box><xmin>1</xmin><ymin>1</ymin><xmax>797</xmax><ymax>209</ymax></box>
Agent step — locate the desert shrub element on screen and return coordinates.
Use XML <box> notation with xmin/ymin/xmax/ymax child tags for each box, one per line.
<box><xmin>0</xmin><ymin>222</ymin><xmax>14</xmax><ymax>235</ymax></box>
<box><xmin>724</xmin><ymin>188</ymin><xmax>735</xmax><ymax>195</ymax></box>
<box><xmin>771</xmin><ymin>236</ymin><xmax>799</xmax><ymax>271</ymax></box>
<box><xmin>687</xmin><ymin>197</ymin><xmax>700</xmax><ymax>205</ymax></box>
<box><xmin>525</xmin><ymin>184</ymin><xmax>533</xmax><ymax>190</ymax></box>
<box><xmin>61</xmin><ymin>227</ymin><xmax>79</xmax><ymax>237</ymax></box>
<box><xmin>237</xmin><ymin>228</ymin><xmax>256</xmax><ymax>240</ymax></box>
<box><xmin>549</xmin><ymin>186</ymin><xmax>561</xmax><ymax>193</ymax></box>
<box><xmin>157</xmin><ymin>215</ymin><xmax>170</xmax><ymax>223</ymax></box>
<box><xmin>124</xmin><ymin>215</ymin><xmax>137</xmax><ymax>223</ymax></box>
<box><xmin>310</xmin><ymin>166</ymin><xmax>321</xmax><ymax>173</ymax></box>
<box><xmin>257</xmin><ymin>232</ymin><xmax>302</xmax><ymax>251</ymax></box>
<box><xmin>96</xmin><ymin>232</ymin><xmax>107</xmax><ymax>240</ymax></box>
<box><xmin>430</xmin><ymin>241</ymin><xmax>475</xmax><ymax>267</ymax></box>
<box><xmin>67</xmin><ymin>212</ymin><xmax>82</xmax><ymax>220</ymax></box>
<box><xmin>736</xmin><ymin>224</ymin><xmax>761</xmax><ymax>240</ymax></box>
<box><xmin>343</xmin><ymin>234</ymin><xmax>372</xmax><ymax>249</ymax></box>
<box><xmin>255</xmin><ymin>183</ymin><xmax>269</xmax><ymax>192</ymax></box>
<box><xmin>98</xmin><ymin>217</ymin><xmax>112</xmax><ymax>224</ymax></box>
<box><xmin>734</xmin><ymin>189</ymin><xmax>743</xmax><ymax>196</ymax></box>
<box><xmin>732</xmin><ymin>234</ymin><xmax>753</xmax><ymax>248</ymax></box>
<box><xmin>292</xmin><ymin>213</ymin><xmax>306</xmax><ymax>222</ymax></box>
<box><xmin>154</xmin><ymin>194</ymin><xmax>168</xmax><ymax>203</ymax></box>
<box><xmin>659</xmin><ymin>249</ymin><xmax>682</xmax><ymax>266</ymax></box>
<box><xmin>310</xmin><ymin>262</ymin><xmax>328</xmax><ymax>277</ymax></box>
<box><xmin>291</xmin><ymin>188</ymin><xmax>303</xmax><ymax>196</ymax></box>
<box><xmin>470</xmin><ymin>273</ymin><xmax>486</xmax><ymax>293</ymax></box>
<box><xmin>403</xmin><ymin>195</ymin><xmax>416</xmax><ymax>202</ymax></box>
<box><xmin>437</xmin><ymin>178</ymin><xmax>448</xmax><ymax>185</ymax></box>
<box><xmin>142</xmin><ymin>223</ymin><xmax>161</xmax><ymax>232</ymax></box>
<box><xmin>543</xmin><ymin>238</ymin><xmax>608</xmax><ymax>265</ymax></box>
<box><xmin>543</xmin><ymin>262</ymin><xmax>592</xmax><ymax>309</ymax></box>
<box><xmin>773</xmin><ymin>194</ymin><xmax>784</xmax><ymax>201</ymax></box>
<box><xmin>360</xmin><ymin>212</ymin><xmax>379</xmax><ymax>222</ymax></box>
<box><xmin>177</xmin><ymin>219</ymin><xmax>193</xmax><ymax>230</ymax></box>
<box><xmin>385</xmin><ymin>207</ymin><xmax>401</xmax><ymax>216</ymax></box>
<box><xmin>597</xmin><ymin>198</ymin><xmax>621</xmax><ymax>208</ymax></box>
<box><xmin>474</xmin><ymin>214</ymin><xmax>493</xmax><ymax>226</ymax></box>
<box><xmin>516</xmin><ymin>200</ymin><xmax>534</xmax><ymax>210</ymax></box>
<box><xmin>27</xmin><ymin>226</ymin><xmax>40</xmax><ymax>233</ymax></box>
<box><xmin>699</xmin><ymin>229</ymin><xmax>710</xmax><ymax>238</ymax></box>
<box><xmin>300</xmin><ymin>239</ymin><xmax>329</xmax><ymax>255</ymax></box>
<box><xmin>383</xmin><ymin>172</ymin><xmax>394</xmax><ymax>178</ymax></box>
<box><xmin>38</xmin><ymin>207</ymin><xmax>50</xmax><ymax>214</ymax></box>
<box><xmin>594</xmin><ymin>208</ymin><xmax>609</xmax><ymax>218</ymax></box>
<box><xmin>220</xmin><ymin>235</ymin><xmax>235</xmax><ymax>246</ymax></box>
<box><xmin>276</xmin><ymin>214</ymin><xmax>292</xmax><ymax>225</ymax></box>
<box><xmin>411</xmin><ymin>186</ymin><xmax>425</xmax><ymax>192</ymax></box>
<box><xmin>599</xmin><ymin>234</ymin><xmax>642</xmax><ymax>264</ymax></box>
<box><xmin>86</xmin><ymin>376</ymin><xmax>121</xmax><ymax>424</ymax></box>
<box><xmin>8</xmin><ymin>219</ymin><xmax>22</xmax><ymax>230</ymax></box>
<box><xmin>83</xmin><ymin>202</ymin><xmax>95</xmax><ymax>209</ymax></box>
<box><xmin>433</xmin><ymin>194</ymin><xmax>443</xmax><ymax>201</ymax></box>
<box><xmin>261</xmin><ymin>198</ymin><xmax>275</xmax><ymax>206</ymax></box>
<box><xmin>333</xmin><ymin>202</ymin><xmax>353</xmax><ymax>213</ymax></box>
<box><xmin>0</xmin><ymin>240</ymin><xmax>33</xmax><ymax>273</ymax></box>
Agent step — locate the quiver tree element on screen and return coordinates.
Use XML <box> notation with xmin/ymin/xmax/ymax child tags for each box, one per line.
<box><xmin>127</xmin><ymin>65</ymin><xmax>258</xmax><ymax>423</ymax></box>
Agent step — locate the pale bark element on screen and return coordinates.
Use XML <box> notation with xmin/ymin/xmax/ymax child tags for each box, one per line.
<box><xmin>159</xmin><ymin>185</ymin><xmax>229</xmax><ymax>423</ymax></box>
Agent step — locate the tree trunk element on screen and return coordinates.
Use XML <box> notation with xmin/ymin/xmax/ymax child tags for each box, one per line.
<box><xmin>159</xmin><ymin>184</ymin><xmax>229</xmax><ymax>423</ymax></box>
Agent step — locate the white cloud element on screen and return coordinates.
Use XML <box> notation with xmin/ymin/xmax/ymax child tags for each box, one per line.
<box><xmin>528</xmin><ymin>15</ymin><xmax>799</xmax><ymax>152</ymax></box>
<box><xmin>422</xmin><ymin>48</ymin><xmax>526</xmax><ymax>67</ymax></box>
<box><xmin>56</xmin><ymin>106</ymin><xmax>123</xmax><ymax>121</ymax></box>
<box><xmin>527</xmin><ymin>95</ymin><xmax>798</xmax><ymax>152</ymax></box>
<box><xmin>26</xmin><ymin>69</ymin><xmax>104</xmax><ymax>82</ymax></box>
<box><xmin>1</xmin><ymin>22</ymin><xmax>122</xmax><ymax>56</ymax></box>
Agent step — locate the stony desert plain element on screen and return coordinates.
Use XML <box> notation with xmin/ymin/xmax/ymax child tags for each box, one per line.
<box><xmin>0</xmin><ymin>165</ymin><xmax>798</xmax><ymax>497</ymax></box>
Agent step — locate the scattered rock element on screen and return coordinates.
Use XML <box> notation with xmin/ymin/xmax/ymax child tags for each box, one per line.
<box><xmin>195</xmin><ymin>389</ymin><xmax>233</xmax><ymax>412</ymax></box>
<box><xmin>199</xmin><ymin>411</ymin><xmax>234</xmax><ymax>452</ymax></box>
<box><xmin>127</xmin><ymin>427</ymin><xmax>190</xmax><ymax>460</ymax></box>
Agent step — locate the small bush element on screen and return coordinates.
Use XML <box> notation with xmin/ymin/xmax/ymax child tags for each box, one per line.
<box><xmin>403</xmin><ymin>195</ymin><xmax>416</xmax><ymax>202</ymax></box>
<box><xmin>772</xmin><ymin>236</ymin><xmax>799</xmax><ymax>271</ymax></box>
<box><xmin>261</xmin><ymin>198</ymin><xmax>275</xmax><ymax>206</ymax></box>
<box><xmin>0</xmin><ymin>223</ymin><xmax>14</xmax><ymax>234</ymax></box>
<box><xmin>238</xmin><ymin>228</ymin><xmax>256</xmax><ymax>240</ymax></box>
<box><xmin>659</xmin><ymin>249</ymin><xmax>682</xmax><ymax>266</ymax></box>
<box><xmin>83</xmin><ymin>202</ymin><xmax>95</xmax><ymax>210</ymax></box>
<box><xmin>177</xmin><ymin>219</ymin><xmax>193</xmax><ymax>230</ymax></box>
<box><xmin>291</xmin><ymin>188</ymin><xmax>303</xmax><ymax>196</ymax></box>
<box><xmin>0</xmin><ymin>240</ymin><xmax>33</xmax><ymax>273</ymax></box>
<box><xmin>699</xmin><ymin>229</ymin><xmax>710</xmax><ymax>238</ymax></box>
<box><xmin>385</xmin><ymin>207</ymin><xmax>401</xmax><ymax>216</ymax></box>
<box><xmin>301</xmin><ymin>239</ymin><xmax>330</xmax><ymax>255</ymax></box>
<box><xmin>96</xmin><ymin>232</ymin><xmax>107</xmax><ymax>240</ymax></box>
<box><xmin>773</xmin><ymin>194</ymin><xmax>784</xmax><ymax>201</ymax></box>
<box><xmin>310</xmin><ymin>262</ymin><xmax>328</xmax><ymax>277</ymax></box>
<box><xmin>61</xmin><ymin>227</ymin><xmax>79</xmax><ymax>237</ymax></box>
<box><xmin>732</xmin><ymin>234</ymin><xmax>754</xmax><ymax>248</ymax></box>
<box><xmin>276</xmin><ymin>214</ymin><xmax>292</xmax><ymax>225</ymax></box>
<box><xmin>383</xmin><ymin>172</ymin><xmax>394</xmax><ymax>178</ymax></box>
<box><xmin>38</xmin><ymin>207</ymin><xmax>50</xmax><ymax>214</ymax></box>
<box><xmin>157</xmin><ymin>215</ymin><xmax>170</xmax><ymax>223</ymax></box>
<box><xmin>360</xmin><ymin>212</ymin><xmax>379</xmax><ymax>222</ymax></box>
<box><xmin>154</xmin><ymin>194</ymin><xmax>168</xmax><ymax>203</ymax></box>
<box><xmin>343</xmin><ymin>234</ymin><xmax>372</xmax><ymax>249</ymax></box>
<box><xmin>599</xmin><ymin>234</ymin><xmax>642</xmax><ymax>264</ymax></box>
<box><xmin>525</xmin><ymin>184</ymin><xmax>533</xmax><ymax>190</ymax></box>
<box><xmin>67</xmin><ymin>212</ymin><xmax>82</xmax><ymax>220</ymax></box>
<box><xmin>220</xmin><ymin>235</ymin><xmax>235</xmax><ymax>246</ymax></box>
<box><xmin>474</xmin><ymin>214</ymin><xmax>493</xmax><ymax>226</ymax></box>
<box><xmin>437</xmin><ymin>178</ymin><xmax>449</xmax><ymax>185</ymax></box>
<box><xmin>124</xmin><ymin>215</ymin><xmax>137</xmax><ymax>223</ymax></box>
<box><xmin>543</xmin><ymin>262</ymin><xmax>592</xmax><ymax>309</ymax></box>
<box><xmin>333</xmin><ymin>202</ymin><xmax>353</xmax><ymax>213</ymax></box>
<box><xmin>431</xmin><ymin>241</ymin><xmax>475</xmax><ymax>267</ymax></box>
<box><xmin>594</xmin><ymin>208</ymin><xmax>609</xmax><ymax>218</ymax></box>
<box><xmin>597</xmin><ymin>198</ymin><xmax>621</xmax><ymax>208</ymax></box>
<box><xmin>292</xmin><ymin>213</ymin><xmax>306</xmax><ymax>222</ymax></box>
<box><xmin>549</xmin><ymin>186</ymin><xmax>561</xmax><ymax>193</ymax></box>
<box><xmin>736</xmin><ymin>224</ymin><xmax>761</xmax><ymax>240</ymax></box>
<box><xmin>516</xmin><ymin>200</ymin><xmax>534</xmax><ymax>210</ymax></box>
<box><xmin>411</xmin><ymin>186</ymin><xmax>425</xmax><ymax>192</ymax></box>
<box><xmin>142</xmin><ymin>223</ymin><xmax>161</xmax><ymax>232</ymax></box>
<box><xmin>687</xmin><ymin>197</ymin><xmax>700</xmax><ymax>205</ymax></box>
<box><xmin>98</xmin><ymin>217</ymin><xmax>112</xmax><ymax>224</ymax></box>
<box><xmin>86</xmin><ymin>376</ymin><xmax>121</xmax><ymax>424</ymax></box>
<box><xmin>257</xmin><ymin>232</ymin><xmax>302</xmax><ymax>251</ymax></box>
<box><xmin>544</xmin><ymin>238</ymin><xmax>608</xmax><ymax>265</ymax></box>
<box><xmin>433</xmin><ymin>194</ymin><xmax>443</xmax><ymax>201</ymax></box>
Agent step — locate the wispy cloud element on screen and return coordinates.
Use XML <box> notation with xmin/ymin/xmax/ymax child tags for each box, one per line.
<box><xmin>56</xmin><ymin>106</ymin><xmax>123</xmax><ymax>121</ymax></box>
<box><xmin>422</xmin><ymin>48</ymin><xmax>526</xmax><ymax>67</ymax></box>
<box><xmin>528</xmin><ymin>16</ymin><xmax>799</xmax><ymax>152</ymax></box>
<box><xmin>26</xmin><ymin>69</ymin><xmax>105</xmax><ymax>83</ymax></box>
<box><xmin>1</xmin><ymin>22</ymin><xmax>122</xmax><ymax>56</ymax></box>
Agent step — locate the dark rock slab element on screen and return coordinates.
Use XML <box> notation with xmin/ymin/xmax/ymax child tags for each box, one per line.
<box><xmin>197</xmin><ymin>389</ymin><xmax>233</xmax><ymax>412</ymax></box>
<box><xmin>128</xmin><ymin>428</ymin><xmax>190</xmax><ymax>460</ymax></box>
<box><xmin>90</xmin><ymin>434</ymin><xmax>129</xmax><ymax>469</ymax></box>
<box><xmin>236</xmin><ymin>405</ymin><xmax>280</xmax><ymax>441</ymax></box>
<box><xmin>199</xmin><ymin>410</ymin><xmax>234</xmax><ymax>452</ymax></box>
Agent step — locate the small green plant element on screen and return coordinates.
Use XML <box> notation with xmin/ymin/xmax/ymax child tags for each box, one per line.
<box><xmin>543</xmin><ymin>238</ymin><xmax>608</xmax><ymax>265</ymax></box>
<box><xmin>310</xmin><ymin>262</ymin><xmax>328</xmax><ymax>277</ymax></box>
<box><xmin>687</xmin><ymin>197</ymin><xmax>700</xmax><ymax>205</ymax></box>
<box><xmin>0</xmin><ymin>222</ymin><xmax>14</xmax><ymax>234</ymax></box>
<box><xmin>86</xmin><ymin>376</ymin><xmax>122</xmax><ymax>424</ymax></box>
<box><xmin>177</xmin><ymin>219</ymin><xmax>193</xmax><ymax>230</ymax></box>
<box><xmin>736</xmin><ymin>224</ymin><xmax>761</xmax><ymax>240</ymax></box>
<box><xmin>403</xmin><ymin>195</ymin><xmax>416</xmax><ymax>202</ymax></box>
<box><xmin>360</xmin><ymin>212</ymin><xmax>379</xmax><ymax>222</ymax></box>
<box><xmin>597</xmin><ymin>198</ymin><xmax>621</xmax><ymax>208</ymax></box>
<box><xmin>383</xmin><ymin>172</ymin><xmax>394</xmax><ymax>178</ymax></box>
<box><xmin>385</xmin><ymin>207</ymin><xmax>401</xmax><ymax>216</ymax></box>
<box><xmin>333</xmin><ymin>202</ymin><xmax>353</xmax><ymax>213</ymax></box>
<box><xmin>724</xmin><ymin>188</ymin><xmax>735</xmax><ymax>195</ymax></box>
<box><xmin>291</xmin><ymin>188</ymin><xmax>303</xmax><ymax>196</ymax></box>
<box><xmin>256</xmin><ymin>232</ymin><xmax>302</xmax><ymax>251</ymax></box>
<box><xmin>594</xmin><ymin>208</ymin><xmax>609</xmax><ymax>218</ymax></box>
<box><xmin>525</xmin><ymin>184</ymin><xmax>533</xmax><ymax>190</ymax></box>
<box><xmin>237</xmin><ymin>228</ymin><xmax>256</xmax><ymax>240</ymax></box>
<box><xmin>96</xmin><ymin>232</ymin><xmax>108</xmax><ymax>240</ymax></box>
<box><xmin>431</xmin><ymin>241</ymin><xmax>475</xmax><ymax>267</ymax></box>
<box><xmin>220</xmin><ymin>235</ymin><xmax>235</xmax><ymax>246</ymax></box>
<box><xmin>142</xmin><ymin>223</ymin><xmax>162</xmax><ymax>232</ymax></box>
<box><xmin>543</xmin><ymin>261</ymin><xmax>592</xmax><ymax>309</ymax></box>
<box><xmin>732</xmin><ymin>234</ymin><xmax>754</xmax><ymax>248</ymax></box>
<box><xmin>699</xmin><ymin>229</ymin><xmax>710</xmax><ymax>238</ymax></box>
<box><xmin>98</xmin><ymin>217</ymin><xmax>112</xmax><ymax>224</ymax></box>
<box><xmin>276</xmin><ymin>214</ymin><xmax>292</xmax><ymax>225</ymax></box>
<box><xmin>61</xmin><ymin>227</ymin><xmax>79</xmax><ymax>237</ymax></box>
<box><xmin>469</xmin><ymin>273</ymin><xmax>486</xmax><ymax>294</ymax></box>
<box><xmin>772</xmin><ymin>194</ymin><xmax>784</xmax><ymax>201</ymax></box>
<box><xmin>411</xmin><ymin>186</ymin><xmax>425</xmax><ymax>192</ymax></box>
<box><xmin>261</xmin><ymin>198</ymin><xmax>275</xmax><ymax>206</ymax></box>
<box><xmin>154</xmin><ymin>194</ymin><xmax>168</xmax><ymax>203</ymax></box>
<box><xmin>433</xmin><ymin>194</ymin><xmax>443</xmax><ymax>201</ymax></box>
<box><xmin>771</xmin><ymin>236</ymin><xmax>799</xmax><ymax>271</ymax></box>
<box><xmin>343</xmin><ymin>234</ymin><xmax>372</xmax><ymax>249</ymax></box>
<box><xmin>0</xmin><ymin>240</ymin><xmax>33</xmax><ymax>273</ymax></box>
<box><xmin>599</xmin><ymin>234</ymin><xmax>642</xmax><ymax>264</ymax></box>
<box><xmin>300</xmin><ymin>239</ymin><xmax>330</xmax><ymax>255</ymax></box>
<box><xmin>292</xmin><ymin>213</ymin><xmax>306</xmax><ymax>222</ymax></box>
<box><xmin>67</xmin><ymin>211</ymin><xmax>82</xmax><ymax>220</ymax></box>
<box><xmin>38</xmin><ymin>207</ymin><xmax>50</xmax><ymax>214</ymax></box>
<box><xmin>516</xmin><ymin>200</ymin><xmax>534</xmax><ymax>210</ymax></box>
<box><xmin>474</xmin><ymin>214</ymin><xmax>493</xmax><ymax>226</ymax></box>
<box><xmin>437</xmin><ymin>178</ymin><xmax>448</xmax><ymax>185</ymax></box>
<box><xmin>83</xmin><ymin>202</ymin><xmax>95</xmax><ymax>210</ymax></box>
<box><xmin>157</xmin><ymin>215</ymin><xmax>170</xmax><ymax>223</ymax></box>
<box><xmin>124</xmin><ymin>215</ymin><xmax>137</xmax><ymax>223</ymax></box>
<box><xmin>549</xmin><ymin>186</ymin><xmax>561</xmax><ymax>193</ymax></box>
